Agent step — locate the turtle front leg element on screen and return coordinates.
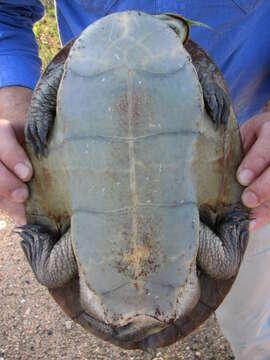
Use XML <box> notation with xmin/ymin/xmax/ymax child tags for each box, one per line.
<box><xmin>185</xmin><ymin>40</ymin><xmax>231</xmax><ymax>128</ymax></box>
<box><xmin>26</xmin><ymin>63</ymin><xmax>64</xmax><ymax>157</ymax></box>
<box><xmin>154</xmin><ymin>13</ymin><xmax>230</xmax><ymax>128</ymax></box>
<box><xmin>197</xmin><ymin>205</ymin><xmax>249</xmax><ymax>279</ymax></box>
<box><xmin>26</xmin><ymin>40</ymin><xmax>74</xmax><ymax>157</ymax></box>
<box><xmin>18</xmin><ymin>225</ymin><xmax>78</xmax><ymax>288</ymax></box>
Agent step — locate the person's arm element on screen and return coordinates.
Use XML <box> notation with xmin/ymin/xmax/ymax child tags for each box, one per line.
<box><xmin>0</xmin><ymin>1</ymin><xmax>44</xmax><ymax>89</ymax></box>
<box><xmin>237</xmin><ymin>106</ymin><xmax>270</xmax><ymax>230</ymax></box>
<box><xmin>0</xmin><ymin>1</ymin><xmax>44</xmax><ymax>223</ymax></box>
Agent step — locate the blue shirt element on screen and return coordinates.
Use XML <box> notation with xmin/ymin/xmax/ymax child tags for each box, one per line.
<box><xmin>0</xmin><ymin>0</ymin><xmax>269</xmax><ymax>123</ymax></box>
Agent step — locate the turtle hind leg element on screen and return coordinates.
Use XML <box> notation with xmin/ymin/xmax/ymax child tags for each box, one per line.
<box><xmin>185</xmin><ymin>40</ymin><xmax>231</xmax><ymax>128</ymax></box>
<box><xmin>197</xmin><ymin>205</ymin><xmax>249</xmax><ymax>279</ymax></box>
<box><xmin>17</xmin><ymin>225</ymin><xmax>77</xmax><ymax>288</ymax></box>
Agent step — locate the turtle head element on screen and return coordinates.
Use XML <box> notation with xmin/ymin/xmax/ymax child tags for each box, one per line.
<box><xmin>154</xmin><ymin>13</ymin><xmax>212</xmax><ymax>44</ymax></box>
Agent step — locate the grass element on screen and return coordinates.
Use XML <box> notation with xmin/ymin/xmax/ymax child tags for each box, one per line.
<box><xmin>34</xmin><ymin>5</ymin><xmax>61</xmax><ymax>69</ymax></box>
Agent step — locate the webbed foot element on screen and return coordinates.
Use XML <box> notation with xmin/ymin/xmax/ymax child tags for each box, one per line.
<box><xmin>200</xmin><ymin>77</ymin><xmax>231</xmax><ymax>128</ymax></box>
<box><xmin>19</xmin><ymin>224</ymin><xmax>54</xmax><ymax>274</ymax></box>
<box><xmin>198</xmin><ymin>205</ymin><xmax>249</xmax><ymax>279</ymax></box>
<box><xmin>185</xmin><ymin>40</ymin><xmax>231</xmax><ymax>129</ymax></box>
<box><xmin>216</xmin><ymin>205</ymin><xmax>249</xmax><ymax>256</ymax></box>
<box><xmin>26</xmin><ymin>40</ymin><xmax>74</xmax><ymax>157</ymax></box>
<box><xmin>25</xmin><ymin>62</ymin><xmax>64</xmax><ymax>157</ymax></box>
<box><xmin>17</xmin><ymin>224</ymin><xmax>77</xmax><ymax>288</ymax></box>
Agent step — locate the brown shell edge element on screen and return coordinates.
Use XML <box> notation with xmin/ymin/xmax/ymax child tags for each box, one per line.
<box><xmin>25</xmin><ymin>39</ymin><xmax>76</xmax><ymax>230</ymax></box>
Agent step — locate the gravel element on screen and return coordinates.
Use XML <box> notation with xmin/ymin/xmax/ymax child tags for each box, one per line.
<box><xmin>0</xmin><ymin>211</ymin><xmax>234</xmax><ymax>359</ymax></box>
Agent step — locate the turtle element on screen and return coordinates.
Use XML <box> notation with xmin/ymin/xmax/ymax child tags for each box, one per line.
<box><xmin>18</xmin><ymin>11</ymin><xmax>249</xmax><ymax>350</ymax></box>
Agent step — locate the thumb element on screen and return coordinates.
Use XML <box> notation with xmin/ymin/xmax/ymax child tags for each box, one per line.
<box><xmin>0</xmin><ymin>120</ymin><xmax>33</xmax><ymax>181</ymax></box>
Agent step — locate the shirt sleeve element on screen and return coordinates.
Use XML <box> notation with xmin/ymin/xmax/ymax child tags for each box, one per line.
<box><xmin>0</xmin><ymin>0</ymin><xmax>45</xmax><ymax>89</ymax></box>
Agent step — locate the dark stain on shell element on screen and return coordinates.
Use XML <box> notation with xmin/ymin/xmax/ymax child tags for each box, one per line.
<box><xmin>114</xmin><ymin>213</ymin><xmax>162</xmax><ymax>281</ymax></box>
<box><xmin>42</xmin><ymin>166</ymin><xmax>51</xmax><ymax>188</ymax></box>
<box><xmin>115</xmin><ymin>90</ymin><xmax>153</xmax><ymax>133</ymax></box>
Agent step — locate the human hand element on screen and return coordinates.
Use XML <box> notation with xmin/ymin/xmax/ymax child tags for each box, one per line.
<box><xmin>237</xmin><ymin>109</ymin><xmax>270</xmax><ymax>231</ymax></box>
<box><xmin>0</xmin><ymin>87</ymin><xmax>33</xmax><ymax>224</ymax></box>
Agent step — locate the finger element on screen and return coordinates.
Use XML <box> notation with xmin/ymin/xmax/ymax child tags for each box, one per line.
<box><xmin>0</xmin><ymin>161</ymin><xmax>29</xmax><ymax>202</ymax></box>
<box><xmin>0</xmin><ymin>120</ymin><xmax>33</xmax><ymax>181</ymax></box>
<box><xmin>237</xmin><ymin>121</ymin><xmax>270</xmax><ymax>186</ymax></box>
<box><xmin>0</xmin><ymin>197</ymin><xmax>26</xmax><ymax>225</ymax></box>
<box><xmin>239</xmin><ymin>113</ymin><xmax>270</xmax><ymax>154</ymax></box>
<box><xmin>239</xmin><ymin>117</ymin><xmax>258</xmax><ymax>154</ymax></box>
<box><xmin>248</xmin><ymin>200</ymin><xmax>270</xmax><ymax>231</ymax></box>
<box><xmin>242</xmin><ymin>165</ymin><xmax>270</xmax><ymax>208</ymax></box>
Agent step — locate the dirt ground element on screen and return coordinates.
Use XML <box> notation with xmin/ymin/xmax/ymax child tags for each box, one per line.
<box><xmin>0</xmin><ymin>211</ymin><xmax>234</xmax><ymax>360</ymax></box>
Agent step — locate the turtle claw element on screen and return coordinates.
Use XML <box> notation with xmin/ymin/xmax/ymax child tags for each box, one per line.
<box><xmin>26</xmin><ymin>114</ymin><xmax>50</xmax><ymax>158</ymax></box>
<box><xmin>17</xmin><ymin>225</ymin><xmax>54</xmax><ymax>275</ymax></box>
<box><xmin>20</xmin><ymin>232</ymin><xmax>35</xmax><ymax>264</ymax></box>
<box><xmin>25</xmin><ymin>61</ymin><xmax>65</xmax><ymax>158</ymax></box>
<box><xmin>216</xmin><ymin>206</ymin><xmax>250</xmax><ymax>255</ymax></box>
<box><xmin>184</xmin><ymin>40</ymin><xmax>231</xmax><ymax>129</ymax></box>
<box><xmin>17</xmin><ymin>225</ymin><xmax>76</xmax><ymax>288</ymax></box>
<box><xmin>203</xmin><ymin>80</ymin><xmax>230</xmax><ymax>129</ymax></box>
<box><xmin>216</xmin><ymin>206</ymin><xmax>250</xmax><ymax>229</ymax></box>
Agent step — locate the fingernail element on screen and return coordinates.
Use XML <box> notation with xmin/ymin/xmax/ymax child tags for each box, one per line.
<box><xmin>237</xmin><ymin>169</ymin><xmax>254</xmax><ymax>186</ymax></box>
<box><xmin>11</xmin><ymin>188</ymin><xmax>28</xmax><ymax>203</ymax></box>
<box><xmin>242</xmin><ymin>191</ymin><xmax>259</xmax><ymax>207</ymax></box>
<box><xmin>14</xmin><ymin>163</ymin><xmax>31</xmax><ymax>180</ymax></box>
<box><xmin>249</xmin><ymin>220</ymin><xmax>257</xmax><ymax>231</ymax></box>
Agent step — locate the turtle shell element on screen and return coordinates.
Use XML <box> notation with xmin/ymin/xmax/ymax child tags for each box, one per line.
<box><xmin>25</xmin><ymin>11</ymin><xmax>243</xmax><ymax>349</ymax></box>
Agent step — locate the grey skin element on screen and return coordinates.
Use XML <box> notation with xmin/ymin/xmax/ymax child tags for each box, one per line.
<box><xmin>18</xmin><ymin>12</ymin><xmax>249</xmax><ymax>350</ymax></box>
